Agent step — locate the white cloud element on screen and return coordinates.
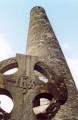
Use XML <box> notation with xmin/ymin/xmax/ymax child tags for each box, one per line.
<box><xmin>67</xmin><ymin>57</ymin><xmax>78</xmax><ymax>89</ymax></box>
<box><xmin>61</xmin><ymin>42</ymin><xmax>70</xmax><ymax>50</ymax></box>
<box><xmin>0</xmin><ymin>33</ymin><xmax>15</xmax><ymax>61</ymax></box>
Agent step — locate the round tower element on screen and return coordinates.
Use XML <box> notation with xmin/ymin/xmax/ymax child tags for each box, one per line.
<box><xmin>26</xmin><ymin>6</ymin><xmax>78</xmax><ymax>120</ymax></box>
<box><xmin>26</xmin><ymin>6</ymin><xmax>64</xmax><ymax>61</ymax></box>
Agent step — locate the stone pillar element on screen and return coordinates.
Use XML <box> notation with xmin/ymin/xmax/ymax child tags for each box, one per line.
<box><xmin>26</xmin><ymin>6</ymin><xmax>78</xmax><ymax>120</ymax></box>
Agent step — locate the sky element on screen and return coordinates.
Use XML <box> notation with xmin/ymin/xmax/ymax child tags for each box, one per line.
<box><xmin>0</xmin><ymin>0</ymin><xmax>78</xmax><ymax>88</ymax></box>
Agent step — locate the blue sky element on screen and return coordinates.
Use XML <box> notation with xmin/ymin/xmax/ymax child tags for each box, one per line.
<box><xmin>0</xmin><ymin>0</ymin><xmax>78</xmax><ymax>88</ymax></box>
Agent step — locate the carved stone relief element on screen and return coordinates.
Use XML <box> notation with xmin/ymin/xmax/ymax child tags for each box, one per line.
<box><xmin>0</xmin><ymin>55</ymin><xmax>68</xmax><ymax>120</ymax></box>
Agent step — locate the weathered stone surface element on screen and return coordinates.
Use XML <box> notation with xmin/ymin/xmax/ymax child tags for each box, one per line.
<box><xmin>0</xmin><ymin>54</ymin><xmax>68</xmax><ymax>120</ymax></box>
<box><xmin>0</xmin><ymin>54</ymin><xmax>39</xmax><ymax>120</ymax></box>
<box><xmin>26</xmin><ymin>6</ymin><xmax>78</xmax><ymax>120</ymax></box>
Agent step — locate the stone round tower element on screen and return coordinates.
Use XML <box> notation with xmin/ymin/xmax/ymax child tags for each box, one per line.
<box><xmin>26</xmin><ymin>6</ymin><xmax>64</xmax><ymax>60</ymax></box>
<box><xmin>26</xmin><ymin>6</ymin><xmax>78</xmax><ymax>120</ymax></box>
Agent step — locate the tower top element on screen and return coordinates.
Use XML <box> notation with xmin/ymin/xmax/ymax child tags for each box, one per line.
<box><xmin>30</xmin><ymin>6</ymin><xmax>45</xmax><ymax>15</ymax></box>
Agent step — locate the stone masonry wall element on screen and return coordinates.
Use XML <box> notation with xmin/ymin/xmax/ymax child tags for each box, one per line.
<box><xmin>26</xmin><ymin>6</ymin><xmax>78</xmax><ymax>120</ymax></box>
